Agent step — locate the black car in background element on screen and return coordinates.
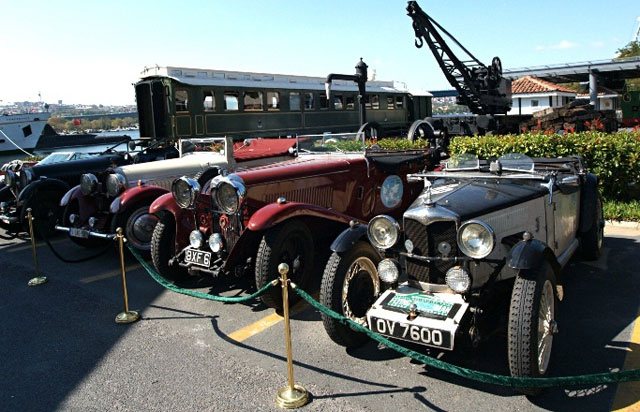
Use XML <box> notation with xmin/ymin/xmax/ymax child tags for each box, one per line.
<box><xmin>0</xmin><ymin>141</ymin><xmax>178</xmax><ymax>237</ymax></box>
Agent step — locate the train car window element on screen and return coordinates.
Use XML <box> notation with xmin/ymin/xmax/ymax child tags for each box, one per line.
<box><xmin>395</xmin><ymin>96</ymin><xmax>404</xmax><ymax>109</ymax></box>
<box><xmin>244</xmin><ymin>91</ymin><xmax>263</xmax><ymax>111</ymax></box>
<box><xmin>175</xmin><ymin>89</ymin><xmax>189</xmax><ymax>112</ymax></box>
<box><xmin>290</xmin><ymin>92</ymin><xmax>301</xmax><ymax>111</ymax></box>
<box><xmin>346</xmin><ymin>95</ymin><xmax>355</xmax><ymax>110</ymax></box>
<box><xmin>304</xmin><ymin>93</ymin><xmax>314</xmax><ymax>110</ymax></box>
<box><xmin>165</xmin><ymin>86</ymin><xmax>171</xmax><ymax>114</ymax></box>
<box><xmin>320</xmin><ymin>93</ymin><xmax>329</xmax><ymax>110</ymax></box>
<box><xmin>364</xmin><ymin>95</ymin><xmax>372</xmax><ymax>110</ymax></box>
<box><xmin>267</xmin><ymin>92</ymin><xmax>280</xmax><ymax>111</ymax></box>
<box><xmin>224</xmin><ymin>91</ymin><xmax>239</xmax><ymax>111</ymax></box>
<box><xmin>387</xmin><ymin>96</ymin><xmax>395</xmax><ymax>110</ymax></box>
<box><xmin>371</xmin><ymin>95</ymin><xmax>380</xmax><ymax>110</ymax></box>
<box><xmin>204</xmin><ymin>90</ymin><xmax>215</xmax><ymax>111</ymax></box>
<box><xmin>333</xmin><ymin>95</ymin><xmax>344</xmax><ymax>110</ymax></box>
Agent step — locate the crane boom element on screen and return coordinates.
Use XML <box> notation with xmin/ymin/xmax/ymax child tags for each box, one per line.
<box><xmin>406</xmin><ymin>1</ymin><xmax>512</xmax><ymax>115</ymax></box>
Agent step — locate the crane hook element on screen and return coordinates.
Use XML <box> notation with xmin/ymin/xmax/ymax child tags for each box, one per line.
<box><xmin>414</xmin><ymin>37</ymin><xmax>424</xmax><ymax>48</ymax></box>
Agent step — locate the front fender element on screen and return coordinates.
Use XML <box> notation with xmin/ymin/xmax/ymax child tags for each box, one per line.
<box><xmin>150</xmin><ymin>192</ymin><xmax>193</xmax><ymax>252</ymax></box>
<box><xmin>330</xmin><ymin>223</ymin><xmax>369</xmax><ymax>253</ymax></box>
<box><xmin>19</xmin><ymin>178</ymin><xmax>70</xmax><ymax>202</ymax></box>
<box><xmin>119</xmin><ymin>185</ymin><xmax>169</xmax><ymax>214</ymax></box>
<box><xmin>60</xmin><ymin>185</ymin><xmax>82</xmax><ymax>207</ymax></box>
<box><xmin>507</xmin><ymin>238</ymin><xmax>561</xmax><ymax>281</ymax></box>
<box><xmin>247</xmin><ymin>201</ymin><xmax>357</xmax><ymax>232</ymax></box>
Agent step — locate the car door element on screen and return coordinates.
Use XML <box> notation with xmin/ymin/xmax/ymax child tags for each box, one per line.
<box><xmin>551</xmin><ymin>175</ymin><xmax>581</xmax><ymax>255</ymax></box>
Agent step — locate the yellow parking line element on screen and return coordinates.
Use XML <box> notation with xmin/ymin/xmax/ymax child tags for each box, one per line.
<box><xmin>612</xmin><ymin>311</ymin><xmax>640</xmax><ymax>411</ymax></box>
<box><xmin>228</xmin><ymin>294</ymin><xmax>317</xmax><ymax>342</ymax></box>
<box><xmin>80</xmin><ymin>264</ymin><xmax>142</xmax><ymax>284</ymax></box>
<box><xmin>7</xmin><ymin>238</ymin><xmax>67</xmax><ymax>253</ymax></box>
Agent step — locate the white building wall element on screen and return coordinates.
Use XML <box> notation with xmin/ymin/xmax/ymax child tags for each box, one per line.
<box><xmin>508</xmin><ymin>92</ymin><xmax>576</xmax><ymax>115</ymax></box>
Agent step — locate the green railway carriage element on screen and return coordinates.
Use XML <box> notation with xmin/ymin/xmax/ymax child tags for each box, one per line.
<box><xmin>135</xmin><ymin>66</ymin><xmax>432</xmax><ymax>140</ymax></box>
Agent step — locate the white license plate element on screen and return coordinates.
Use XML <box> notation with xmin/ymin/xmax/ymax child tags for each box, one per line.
<box><xmin>184</xmin><ymin>249</ymin><xmax>211</xmax><ymax>267</ymax></box>
<box><xmin>69</xmin><ymin>228</ymin><xmax>89</xmax><ymax>238</ymax></box>
<box><xmin>369</xmin><ymin>316</ymin><xmax>452</xmax><ymax>349</ymax></box>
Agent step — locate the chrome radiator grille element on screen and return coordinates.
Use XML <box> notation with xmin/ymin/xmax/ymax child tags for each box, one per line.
<box><xmin>404</xmin><ymin>219</ymin><xmax>457</xmax><ymax>284</ymax></box>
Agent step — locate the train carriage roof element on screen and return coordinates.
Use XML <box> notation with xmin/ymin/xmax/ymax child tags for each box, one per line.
<box><xmin>138</xmin><ymin>65</ymin><xmax>409</xmax><ymax>94</ymax></box>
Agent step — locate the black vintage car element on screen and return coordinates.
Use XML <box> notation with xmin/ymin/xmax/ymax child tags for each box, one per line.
<box><xmin>319</xmin><ymin>153</ymin><xmax>604</xmax><ymax>394</ymax></box>
<box><xmin>0</xmin><ymin>141</ymin><xmax>178</xmax><ymax>237</ymax></box>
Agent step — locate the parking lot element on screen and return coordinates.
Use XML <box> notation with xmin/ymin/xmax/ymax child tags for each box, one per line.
<box><xmin>0</xmin><ymin>224</ymin><xmax>638</xmax><ymax>411</ymax></box>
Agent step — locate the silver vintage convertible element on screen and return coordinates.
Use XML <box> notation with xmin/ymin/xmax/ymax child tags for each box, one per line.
<box><xmin>319</xmin><ymin>153</ymin><xmax>604</xmax><ymax>393</ymax></box>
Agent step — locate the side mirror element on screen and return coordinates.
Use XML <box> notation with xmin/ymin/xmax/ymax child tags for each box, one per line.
<box><xmin>243</xmin><ymin>138</ymin><xmax>252</xmax><ymax>147</ymax></box>
<box><xmin>128</xmin><ymin>140</ymin><xmax>137</xmax><ymax>151</ymax></box>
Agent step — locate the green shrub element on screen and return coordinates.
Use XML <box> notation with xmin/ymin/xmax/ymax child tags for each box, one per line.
<box><xmin>604</xmin><ymin>200</ymin><xmax>640</xmax><ymax>222</ymax></box>
<box><xmin>448</xmin><ymin>131</ymin><xmax>640</xmax><ymax>201</ymax></box>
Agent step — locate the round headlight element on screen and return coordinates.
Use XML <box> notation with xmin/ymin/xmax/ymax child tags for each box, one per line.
<box><xmin>457</xmin><ymin>220</ymin><xmax>495</xmax><ymax>259</ymax></box>
<box><xmin>445</xmin><ymin>266</ymin><xmax>471</xmax><ymax>293</ymax></box>
<box><xmin>19</xmin><ymin>169</ymin><xmax>33</xmax><ymax>188</ymax></box>
<box><xmin>208</xmin><ymin>233</ymin><xmax>223</xmax><ymax>253</ymax></box>
<box><xmin>4</xmin><ymin>170</ymin><xmax>16</xmax><ymax>188</ymax></box>
<box><xmin>80</xmin><ymin>173</ymin><xmax>98</xmax><ymax>196</ymax></box>
<box><xmin>172</xmin><ymin>177</ymin><xmax>200</xmax><ymax>209</ymax></box>
<box><xmin>378</xmin><ymin>259</ymin><xmax>400</xmax><ymax>284</ymax></box>
<box><xmin>367</xmin><ymin>215</ymin><xmax>399</xmax><ymax>250</ymax></box>
<box><xmin>106</xmin><ymin>173</ymin><xmax>127</xmax><ymax>197</ymax></box>
<box><xmin>214</xmin><ymin>182</ymin><xmax>240</xmax><ymax>213</ymax></box>
<box><xmin>189</xmin><ymin>230</ymin><xmax>204</xmax><ymax>249</ymax></box>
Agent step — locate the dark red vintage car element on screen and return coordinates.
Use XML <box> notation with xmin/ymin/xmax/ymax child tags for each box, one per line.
<box><xmin>149</xmin><ymin>134</ymin><xmax>438</xmax><ymax>308</ymax></box>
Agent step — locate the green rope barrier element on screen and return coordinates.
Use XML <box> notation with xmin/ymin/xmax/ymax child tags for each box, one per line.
<box><xmin>127</xmin><ymin>244</ymin><xmax>277</xmax><ymax>303</ymax></box>
<box><xmin>293</xmin><ymin>286</ymin><xmax>640</xmax><ymax>388</ymax></box>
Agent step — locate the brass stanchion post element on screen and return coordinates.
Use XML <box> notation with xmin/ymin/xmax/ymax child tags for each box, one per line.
<box><xmin>275</xmin><ymin>263</ymin><xmax>309</xmax><ymax>409</ymax></box>
<box><xmin>27</xmin><ymin>208</ymin><xmax>47</xmax><ymax>286</ymax></box>
<box><xmin>115</xmin><ymin>227</ymin><xmax>140</xmax><ymax>324</ymax></box>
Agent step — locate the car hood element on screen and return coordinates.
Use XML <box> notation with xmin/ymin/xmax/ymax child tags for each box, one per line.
<box><xmin>116</xmin><ymin>152</ymin><xmax>228</xmax><ymax>185</ymax></box>
<box><xmin>30</xmin><ymin>154</ymin><xmax>128</xmax><ymax>180</ymax></box>
<box><xmin>233</xmin><ymin>153</ymin><xmax>366</xmax><ymax>187</ymax></box>
<box><xmin>406</xmin><ymin>179</ymin><xmax>548</xmax><ymax>221</ymax></box>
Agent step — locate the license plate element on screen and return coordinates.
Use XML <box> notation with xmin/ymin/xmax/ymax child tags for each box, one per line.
<box><xmin>384</xmin><ymin>293</ymin><xmax>454</xmax><ymax>318</ymax></box>
<box><xmin>184</xmin><ymin>249</ymin><xmax>211</xmax><ymax>267</ymax></box>
<box><xmin>69</xmin><ymin>228</ymin><xmax>89</xmax><ymax>238</ymax></box>
<box><xmin>369</xmin><ymin>316</ymin><xmax>452</xmax><ymax>349</ymax></box>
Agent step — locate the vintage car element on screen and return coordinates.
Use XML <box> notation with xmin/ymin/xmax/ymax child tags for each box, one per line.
<box><xmin>318</xmin><ymin>153</ymin><xmax>604</xmax><ymax>393</ymax></box>
<box><xmin>55</xmin><ymin>137</ymin><xmax>296</xmax><ymax>249</ymax></box>
<box><xmin>150</xmin><ymin>133</ymin><xmax>439</xmax><ymax>308</ymax></box>
<box><xmin>0</xmin><ymin>140</ymin><xmax>179</xmax><ymax>237</ymax></box>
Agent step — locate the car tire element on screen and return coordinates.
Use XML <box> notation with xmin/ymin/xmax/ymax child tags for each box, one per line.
<box><xmin>320</xmin><ymin>241</ymin><xmax>380</xmax><ymax>348</ymax></box>
<box><xmin>580</xmin><ymin>196</ymin><xmax>604</xmax><ymax>261</ymax></box>
<box><xmin>508</xmin><ymin>262</ymin><xmax>557</xmax><ymax>396</ymax></box>
<box><xmin>62</xmin><ymin>200</ymin><xmax>108</xmax><ymax>248</ymax></box>
<box><xmin>151</xmin><ymin>212</ymin><xmax>187</xmax><ymax>281</ymax></box>
<box><xmin>22</xmin><ymin>193</ymin><xmax>60</xmax><ymax>240</ymax></box>
<box><xmin>112</xmin><ymin>203</ymin><xmax>157</xmax><ymax>253</ymax></box>
<box><xmin>255</xmin><ymin>221</ymin><xmax>314</xmax><ymax>309</ymax></box>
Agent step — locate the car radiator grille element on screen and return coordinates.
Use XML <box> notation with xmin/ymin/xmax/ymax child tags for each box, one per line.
<box><xmin>404</xmin><ymin>219</ymin><xmax>457</xmax><ymax>284</ymax></box>
<box><xmin>212</xmin><ymin>212</ymin><xmax>243</xmax><ymax>251</ymax></box>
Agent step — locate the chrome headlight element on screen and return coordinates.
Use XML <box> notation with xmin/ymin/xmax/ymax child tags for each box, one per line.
<box><xmin>208</xmin><ymin>233</ymin><xmax>223</xmax><ymax>253</ymax></box>
<box><xmin>172</xmin><ymin>177</ymin><xmax>200</xmax><ymax>209</ymax></box>
<box><xmin>445</xmin><ymin>266</ymin><xmax>471</xmax><ymax>293</ymax></box>
<box><xmin>19</xmin><ymin>169</ymin><xmax>33</xmax><ymax>187</ymax></box>
<box><xmin>189</xmin><ymin>230</ymin><xmax>204</xmax><ymax>248</ymax></box>
<box><xmin>367</xmin><ymin>215</ymin><xmax>399</xmax><ymax>250</ymax></box>
<box><xmin>106</xmin><ymin>173</ymin><xmax>127</xmax><ymax>197</ymax></box>
<box><xmin>457</xmin><ymin>220</ymin><xmax>495</xmax><ymax>259</ymax></box>
<box><xmin>378</xmin><ymin>259</ymin><xmax>400</xmax><ymax>284</ymax></box>
<box><xmin>212</xmin><ymin>175</ymin><xmax>246</xmax><ymax>214</ymax></box>
<box><xmin>80</xmin><ymin>173</ymin><xmax>99</xmax><ymax>196</ymax></box>
<box><xmin>4</xmin><ymin>170</ymin><xmax>16</xmax><ymax>188</ymax></box>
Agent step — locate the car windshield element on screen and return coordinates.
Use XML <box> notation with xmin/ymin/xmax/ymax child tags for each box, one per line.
<box><xmin>38</xmin><ymin>152</ymin><xmax>72</xmax><ymax>165</ymax></box>
<box><xmin>295</xmin><ymin>132</ymin><xmax>365</xmax><ymax>153</ymax></box>
<box><xmin>497</xmin><ymin>153</ymin><xmax>535</xmax><ymax>173</ymax></box>
<box><xmin>444</xmin><ymin>152</ymin><xmax>535</xmax><ymax>174</ymax></box>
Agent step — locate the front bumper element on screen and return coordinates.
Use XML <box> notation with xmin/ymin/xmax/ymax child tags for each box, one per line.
<box><xmin>366</xmin><ymin>284</ymin><xmax>469</xmax><ymax>351</ymax></box>
<box><xmin>55</xmin><ymin>225</ymin><xmax>116</xmax><ymax>240</ymax></box>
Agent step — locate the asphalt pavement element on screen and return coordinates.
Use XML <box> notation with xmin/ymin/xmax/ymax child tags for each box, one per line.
<box><xmin>0</xmin><ymin>225</ymin><xmax>638</xmax><ymax>412</ymax></box>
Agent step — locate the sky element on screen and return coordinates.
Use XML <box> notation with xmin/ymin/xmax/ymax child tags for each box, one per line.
<box><xmin>1</xmin><ymin>0</ymin><xmax>638</xmax><ymax>106</ymax></box>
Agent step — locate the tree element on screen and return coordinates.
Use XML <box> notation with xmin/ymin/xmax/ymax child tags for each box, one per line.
<box><xmin>617</xmin><ymin>41</ymin><xmax>640</xmax><ymax>58</ymax></box>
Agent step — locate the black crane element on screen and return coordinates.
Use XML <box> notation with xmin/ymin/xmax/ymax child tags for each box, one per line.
<box><xmin>407</xmin><ymin>1</ymin><xmax>512</xmax><ymax>115</ymax></box>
